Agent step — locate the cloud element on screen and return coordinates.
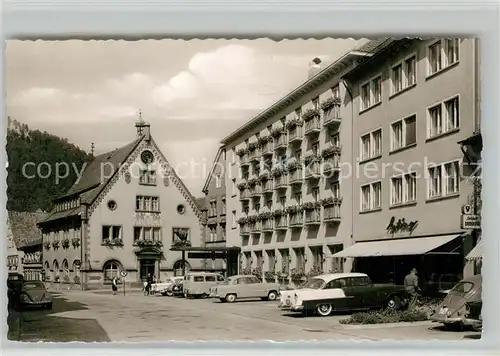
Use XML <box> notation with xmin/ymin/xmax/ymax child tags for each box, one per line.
<box><xmin>10</xmin><ymin>87</ymin><xmax>66</xmax><ymax>106</ymax></box>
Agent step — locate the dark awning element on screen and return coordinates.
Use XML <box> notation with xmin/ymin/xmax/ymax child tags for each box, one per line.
<box><xmin>170</xmin><ymin>246</ymin><xmax>241</xmax><ymax>252</ymax></box>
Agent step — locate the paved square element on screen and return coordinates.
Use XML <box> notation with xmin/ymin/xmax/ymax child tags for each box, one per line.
<box><xmin>45</xmin><ymin>290</ymin><xmax>480</xmax><ymax>342</ymax></box>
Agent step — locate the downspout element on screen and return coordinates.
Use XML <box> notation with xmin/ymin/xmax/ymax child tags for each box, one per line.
<box><xmin>341</xmin><ymin>78</ymin><xmax>355</xmax><ymax>273</ymax></box>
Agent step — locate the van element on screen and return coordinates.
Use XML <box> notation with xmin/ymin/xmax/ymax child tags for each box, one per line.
<box><xmin>183</xmin><ymin>272</ymin><xmax>225</xmax><ymax>298</ymax></box>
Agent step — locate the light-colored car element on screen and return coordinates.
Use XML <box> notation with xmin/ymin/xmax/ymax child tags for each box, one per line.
<box><xmin>183</xmin><ymin>272</ymin><xmax>225</xmax><ymax>298</ymax></box>
<box><xmin>278</xmin><ymin>272</ymin><xmax>407</xmax><ymax>317</ymax></box>
<box><xmin>20</xmin><ymin>280</ymin><xmax>53</xmax><ymax>310</ymax></box>
<box><xmin>209</xmin><ymin>275</ymin><xmax>280</xmax><ymax>303</ymax></box>
<box><xmin>152</xmin><ymin>277</ymin><xmax>184</xmax><ymax>296</ymax></box>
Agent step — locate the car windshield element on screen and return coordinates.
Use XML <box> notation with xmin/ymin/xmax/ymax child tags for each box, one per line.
<box><xmin>450</xmin><ymin>281</ymin><xmax>474</xmax><ymax>295</ymax></box>
<box><xmin>300</xmin><ymin>278</ymin><xmax>325</xmax><ymax>289</ymax></box>
<box><xmin>23</xmin><ymin>282</ymin><xmax>45</xmax><ymax>290</ymax></box>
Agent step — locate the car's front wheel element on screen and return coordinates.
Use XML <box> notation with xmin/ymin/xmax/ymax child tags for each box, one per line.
<box><xmin>385</xmin><ymin>295</ymin><xmax>402</xmax><ymax>310</ymax></box>
<box><xmin>225</xmin><ymin>294</ymin><xmax>237</xmax><ymax>303</ymax></box>
<box><xmin>316</xmin><ymin>304</ymin><xmax>333</xmax><ymax>317</ymax></box>
<box><xmin>267</xmin><ymin>291</ymin><xmax>278</xmax><ymax>301</ymax></box>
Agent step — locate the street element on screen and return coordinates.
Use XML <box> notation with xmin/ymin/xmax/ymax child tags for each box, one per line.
<box><xmin>12</xmin><ymin>289</ymin><xmax>481</xmax><ymax>342</ymax></box>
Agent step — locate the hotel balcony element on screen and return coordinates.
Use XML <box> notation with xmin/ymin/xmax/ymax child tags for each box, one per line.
<box><xmin>260</xmin><ymin>141</ymin><xmax>273</xmax><ymax>157</ymax></box>
<box><xmin>322</xmin><ymin>152</ymin><xmax>341</xmax><ymax>176</ymax></box>
<box><xmin>250</xmin><ymin>222</ymin><xmax>262</xmax><ymax>234</ymax></box>
<box><xmin>304</xmin><ymin>117</ymin><xmax>321</xmax><ymax>136</ymax></box>
<box><xmin>261</xmin><ymin>179</ymin><xmax>274</xmax><ymax>194</ymax></box>
<box><xmin>240</xmin><ymin>225</ymin><xmax>250</xmax><ymax>236</ymax></box>
<box><xmin>274</xmin><ymin>134</ymin><xmax>287</xmax><ymax>151</ymax></box>
<box><xmin>288</xmin><ymin>126</ymin><xmax>303</xmax><ymax>144</ymax></box>
<box><xmin>288</xmin><ymin>169</ymin><xmax>303</xmax><ymax>185</ymax></box>
<box><xmin>250</xmin><ymin>184</ymin><xmax>262</xmax><ymax>198</ymax></box>
<box><xmin>248</xmin><ymin>148</ymin><xmax>261</xmax><ymax>163</ymax></box>
<box><xmin>274</xmin><ymin>216</ymin><xmax>288</xmax><ymax>230</ymax></box>
<box><xmin>240</xmin><ymin>154</ymin><xmax>250</xmax><ymax>167</ymax></box>
<box><xmin>239</xmin><ymin>188</ymin><xmax>250</xmax><ymax>201</ymax></box>
<box><xmin>261</xmin><ymin>219</ymin><xmax>274</xmax><ymax>232</ymax></box>
<box><xmin>274</xmin><ymin>175</ymin><xmax>288</xmax><ymax>190</ymax></box>
<box><xmin>323</xmin><ymin>104</ymin><xmax>342</xmax><ymax>127</ymax></box>
<box><xmin>289</xmin><ymin>213</ymin><xmax>304</xmax><ymax>228</ymax></box>
<box><xmin>304</xmin><ymin>161</ymin><xmax>321</xmax><ymax>180</ymax></box>
<box><xmin>323</xmin><ymin>202</ymin><xmax>342</xmax><ymax>223</ymax></box>
<box><xmin>304</xmin><ymin>209</ymin><xmax>321</xmax><ymax>225</ymax></box>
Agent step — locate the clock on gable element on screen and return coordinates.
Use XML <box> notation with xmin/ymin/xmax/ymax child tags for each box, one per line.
<box><xmin>141</xmin><ymin>150</ymin><xmax>154</xmax><ymax>164</ymax></box>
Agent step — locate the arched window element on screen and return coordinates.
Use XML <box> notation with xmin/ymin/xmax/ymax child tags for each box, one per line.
<box><xmin>173</xmin><ymin>260</ymin><xmax>191</xmax><ymax>276</ymax></box>
<box><xmin>53</xmin><ymin>260</ymin><xmax>60</xmax><ymax>281</ymax></box>
<box><xmin>103</xmin><ymin>260</ymin><xmax>121</xmax><ymax>282</ymax></box>
<box><xmin>62</xmin><ymin>259</ymin><xmax>69</xmax><ymax>282</ymax></box>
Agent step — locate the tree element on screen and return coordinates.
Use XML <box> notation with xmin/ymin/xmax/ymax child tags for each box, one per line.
<box><xmin>6</xmin><ymin>118</ymin><xmax>93</xmax><ymax>212</ymax></box>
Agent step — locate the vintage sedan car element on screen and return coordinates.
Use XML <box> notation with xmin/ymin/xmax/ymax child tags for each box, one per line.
<box><xmin>169</xmin><ymin>279</ymin><xmax>184</xmax><ymax>297</ymax></box>
<box><xmin>152</xmin><ymin>277</ymin><xmax>184</xmax><ymax>296</ymax></box>
<box><xmin>209</xmin><ymin>275</ymin><xmax>280</xmax><ymax>303</ymax></box>
<box><xmin>278</xmin><ymin>272</ymin><xmax>407</xmax><ymax>317</ymax></box>
<box><xmin>431</xmin><ymin>274</ymin><xmax>482</xmax><ymax>330</ymax></box>
<box><xmin>20</xmin><ymin>280</ymin><xmax>53</xmax><ymax>310</ymax></box>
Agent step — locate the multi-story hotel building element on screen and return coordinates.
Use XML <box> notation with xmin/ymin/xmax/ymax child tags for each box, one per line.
<box><xmin>38</xmin><ymin>117</ymin><xmax>206</xmax><ymax>289</ymax></box>
<box><xmin>333</xmin><ymin>38</ymin><xmax>481</xmax><ymax>285</ymax></box>
<box><xmin>220</xmin><ymin>40</ymin><xmax>388</xmax><ymax>282</ymax></box>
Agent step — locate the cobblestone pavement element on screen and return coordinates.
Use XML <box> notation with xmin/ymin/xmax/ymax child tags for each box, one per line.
<box><xmin>49</xmin><ymin>290</ymin><xmax>479</xmax><ymax>342</ymax></box>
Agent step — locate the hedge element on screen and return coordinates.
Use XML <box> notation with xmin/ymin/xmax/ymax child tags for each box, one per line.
<box><xmin>339</xmin><ymin>309</ymin><xmax>429</xmax><ymax>325</ymax></box>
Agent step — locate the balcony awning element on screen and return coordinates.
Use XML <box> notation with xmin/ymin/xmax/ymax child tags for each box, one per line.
<box><xmin>332</xmin><ymin>234</ymin><xmax>462</xmax><ymax>258</ymax></box>
<box><xmin>465</xmin><ymin>240</ymin><xmax>483</xmax><ymax>261</ymax></box>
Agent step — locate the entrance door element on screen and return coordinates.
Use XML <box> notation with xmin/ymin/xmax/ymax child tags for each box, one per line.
<box><xmin>140</xmin><ymin>259</ymin><xmax>156</xmax><ymax>280</ymax></box>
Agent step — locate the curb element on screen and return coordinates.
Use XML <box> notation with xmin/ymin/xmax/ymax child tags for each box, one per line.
<box><xmin>338</xmin><ymin>320</ymin><xmax>434</xmax><ymax>329</ymax></box>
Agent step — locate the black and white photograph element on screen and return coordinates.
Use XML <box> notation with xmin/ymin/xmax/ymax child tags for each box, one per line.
<box><xmin>5</xmin><ymin>37</ymin><xmax>483</xmax><ymax>342</ymax></box>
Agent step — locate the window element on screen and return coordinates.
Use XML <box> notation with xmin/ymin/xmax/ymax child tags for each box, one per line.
<box><xmin>332</xmin><ymin>133</ymin><xmax>340</xmax><ymax>147</ymax></box>
<box><xmin>372</xmin><ymin>76</ymin><xmax>382</xmax><ymax>104</ymax></box>
<box><xmin>391</xmin><ymin>55</ymin><xmax>417</xmax><ymax>95</ymax></box>
<box><xmin>331</xmin><ymin>182</ymin><xmax>340</xmax><ymax>199</ymax></box>
<box><xmin>243</xmin><ymin>206</ymin><xmax>249</xmax><ymax>214</ymax></box>
<box><xmin>360</xmin><ymin>83</ymin><xmax>370</xmax><ymax>110</ymax></box>
<box><xmin>295</xmin><ymin>149</ymin><xmax>302</xmax><ymax>160</ymax></box>
<box><xmin>103</xmin><ymin>261</ymin><xmax>120</xmax><ymax>282</ymax></box>
<box><xmin>427</xmin><ymin>160</ymin><xmax>460</xmax><ymax>199</ymax></box>
<box><xmin>134</xmin><ymin>226</ymin><xmax>161</xmax><ymax>241</ymax></box>
<box><xmin>427</xmin><ymin>39</ymin><xmax>460</xmax><ymax>76</ymax></box>
<box><xmin>215</xmin><ymin>174</ymin><xmax>221</xmax><ymax>188</ymax></box>
<box><xmin>221</xmin><ymin>198</ymin><xmax>226</xmax><ymax>215</ymax></box>
<box><xmin>209</xmin><ymin>201</ymin><xmax>217</xmax><ymax>217</ymax></box>
<box><xmin>391</xmin><ymin>115</ymin><xmax>416</xmax><ymax>151</ymax></box>
<box><xmin>136</xmin><ymin>195</ymin><xmax>160</xmax><ymax>212</ymax></box>
<box><xmin>350</xmin><ymin>276</ymin><xmax>372</xmax><ymax>287</ymax></box>
<box><xmin>266</xmin><ymin>199</ymin><xmax>273</xmax><ymax>210</ymax></box>
<box><xmin>360</xmin><ymin>181</ymin><xmax>382</xmax><ymax>212</ymax></box>
<box><xmin>232</xmin><ymin>210</ymin><xmax>236</xmax><ymax>228</ymax></box>
<box><xmin>102</xmin><ymin>225</ymin><xmax>121</xmax><ymax>242</ymax></box>
<box><xmin>280</xmin><ymin>196</ymin><xmax>286</xmax><ymax>207</ymax></box>
<box><xmin>391</xmin><ymin>172</ymin><xmax>417</xmax><ymax>205</ymax></box>
<box><xmin>312</xmin><ymin>141</ymin><xmax>319</xmax><ymax>155</ymax></box>
<box><xmin>312</xmin><ymin>187</ymin><xmax>320</xmax><ymax>201</ymax></box>
<box><xmin>209</xmin><ymin>227</ymin><xmax>216</xmax><ymax>242</ymax></box>
<box><xmin>294</xmin><ymin>193</ymin><xmax>302</xmax><ymax>205</ymax></box>
<box><xmin>139</xmin><ymin>170</ymin><xmax>156</xmax><ymax>185</ymax></box>
<box><xmin>221</xmin><ymin>224</ymin><xmax>226</xmax><ymax>240</ymax></box>
<box><xmin>331</xmin><ymin>85</ymin><xmax>340</xmax><ymax>99</ymax></box>
<box><xmin>312</xmin><ymin>97</ymin><xmax>319</xmax><ymax>110</ymax></box>
<box><xmin>360</xmin><ymin>129</ymin><xmax>382</xmax><ymax>161</ymax></box>
<box><xmin>427</xmin><ymin>96</ymin><xmax>459</xmax><ymax>138</ymax></box>
<box><xmin>232</xmin><ymin>148</ymin><xmax>236</xmax><ymax>164</ymax></box>
<box><xmin>232</xmin><ymin>178</ymin><xmax>236</xmax><ymax>196</ymax></box>
<box><xmin>295</xmin><ymin>108</ymin><xmax>302</xmax><ymax>120</ymax></box>
<box><xmin>255</xmin><ymin>203</ymin><xmax>261</xmax><ymax>213</ymax></box>
<box><xmin>134</xmin><ymin>226</ymin><xmax>142</xmax><ymax>241</ymax></box>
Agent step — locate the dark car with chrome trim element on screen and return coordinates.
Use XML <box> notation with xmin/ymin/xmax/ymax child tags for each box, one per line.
<box><xmin>20</xmin><ymin>280</ymin><xmax>53</xmax><ymax>310</ymax></box>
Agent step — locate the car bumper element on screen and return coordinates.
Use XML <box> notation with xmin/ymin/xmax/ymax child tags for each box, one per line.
<box><xmin>431</xmin><ymin>315</ymin><xmax>482</xmax><ymax>327</ymax></box>
<box><xmin>278</xmin><ymin>302</ymin><xmax>303</xmax><ymax>311</ymax></box>
<box><xmin>22</xmin><ymin>301</ymin><xmax>51</xmax><ymax>307</ymax></box>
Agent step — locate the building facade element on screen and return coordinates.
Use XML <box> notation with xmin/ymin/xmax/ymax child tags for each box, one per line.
<box><xmin>38</xmin><ymin>118</ymin><xmax>205</xmax><ymax>289</ymax></box>
<box><xmin>334</xmin><ymin>38</ymin><xmax>480</xmax><ymax>285</ymax></box>
<box><xmin>220</xmin><ymin>40</ymin><xmax>386</xmax><ymax>283</ymax></box>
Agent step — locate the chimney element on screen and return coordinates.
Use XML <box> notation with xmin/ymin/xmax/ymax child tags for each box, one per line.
<box><xmin>308</xmin><ymin>57</ymin><xmax>322</xmax><ymax>79</ymax></box>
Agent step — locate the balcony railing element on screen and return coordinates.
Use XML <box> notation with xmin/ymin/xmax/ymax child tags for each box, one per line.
<box><xmin>239</xmin><ymin>188</ymin><xmax>250</xmax><ymax>201</ymax></box>
<box><xmin>251</xmin><ymin>222</ymin><xmax>262</xmax><ymax>233</ymax></box>
<box><xmin>274</xmin><ymin>216</ymin><xmax>288</xmax><ymax>229</ymax></box>
<box><xmin>250</xmin><ymin>185</ymin><xmax>262</xmax><ymax>197</ymax></box>
<box><xmin>288</xmin><ymin>127</ymin><xmax>303</xmax><ymax>144</ymax></box>
<box><xmin>240</xmin><ymin>225</ymin><xmax>250</xmax><ymax>235</ymax></box>
<box><xmin>240</xmin><ymin>154</ymin><xmax>250</xmax><ymax>167</ymax></box>
<box><xmin>274</xmin><ymin>175</ymin><xmax>288</xmax><ymax>189</ymax></box>
<box><xmin>274</xmin><ymin>135</ymin><xmax>287</xmax><ymax>150</ymax></box>
<box><xmin>261</xmin><ymin>141</ymin><xmax>273</xmax><ymax>156</ymax></box>
<box><xmin>305</xmin><ymin>162</ymin><xmax>321</xmax><ymax>179</ymax></box>
<box><xmin>262</xmin><ymin>219</ymin><xmax>274</xmax><ymax>231</ymax></box>
<box><xmin>289</xmin><ymin>213</ymin><xmax>304</xmax><ymax>227</ymax></box>
<box><xmin>304</xmin><ymin>209</ymin><xmax>321</xmax><ymax>225</ymax></box>
<box><xmin>262</xmin><ymin>179</ymin><xmax>274</xmax><ymax>193</ymax></box>
<box><xmin>323</xmin><ymin>104</ymin><xmax>341</xmax><ymax>127</ymax></box>
<box><xmin>248</xmin><ymin>149</ymin><xmax>261</xmax><ymax>162</ymax></box>
<box><xmin>289</xmin><ymin>169</ymin><xmax>303</xmax><ymax>185</ymax></box>
<box><xmin>323</xmin><ymin>203</ymin><xmax>341</xmax><ymax>222</ymax></box>
<box><xmin>304</xmin><ymin>117</ymin><xmax>321</xmax><ymax>135</ymax></box>
<box><xmin>322</xmin><ymin>153</ymin><xmax>341</xmax><ymax>175</ymax></box>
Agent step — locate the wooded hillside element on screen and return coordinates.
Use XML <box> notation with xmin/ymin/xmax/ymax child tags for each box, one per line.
<box><xmin>6</xmin><ymin>118</ymin><xmax>93</xmax><ymax>212</ymax></box>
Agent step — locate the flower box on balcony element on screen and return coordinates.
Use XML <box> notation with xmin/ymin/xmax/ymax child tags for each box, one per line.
<box><xmin>302</xmin><ymin>108</ymin><xmax>321</xmax><ymax>121</ymax></box>
<box><xmin>270</xmin><ymin>127</ymin><xmax>284</xmax><ymax>138</ymax></box>
<box><xmin>236</xmin><ymin>148</ymin><xmax>246</xmax><ymax>156</ymax></box>
<box><xmin>321</xmin><ymin>196</ymin><xmax>343</xmax><ymax>206</ymax></box>
<box><xmin>321</xmin><ymin>145</ymin><xmax>342</xmax><ymax>158</ymax></box>
<box><xmin>321</xmin><ymin>96</ymin><xmax>341</xmax><ymax>112</ymax></box>
<box><xmin>237</xmin><ymin>216</ymin><xmax>248</xmax><ymax>225</ymax></box>
<box><xmin>103</xmin><ymin>238</ymin><xmax>124</xmax><ymax>247</ymax></box>
<box><xmin>285</xmin><ymin>118</ymin><xmax>303</xmax><ymax>130</ymax></box>
<box><xmin>302</xmin><ymin>201</ymin><xmax>321</xmax><ymax>210</ymax></box>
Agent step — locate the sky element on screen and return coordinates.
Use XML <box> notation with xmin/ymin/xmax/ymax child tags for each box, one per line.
<box><xmin>6</xmin><ymin>38</ymin><xmax>363</xmax><ymax>195</ymax></box>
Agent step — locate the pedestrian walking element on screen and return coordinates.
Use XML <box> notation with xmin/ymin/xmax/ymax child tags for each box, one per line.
<box><xmin>404</xmin><ymin>268</ymin><xmax>421</xmax><ymax>308</ymax></box>
<box><xmin>142</xmin><ymin>278</ymin><xmax>148</xmax><ymax>296</ymax></box>
<box><xmin>112</xmin><ymin>276</ymin><xmax>118</xmax><ymax>295</ymax></box>
<box><xmin>146</xmin><ymin>273</ymin><xmax>153</xmax><ymax>296</ymax></box>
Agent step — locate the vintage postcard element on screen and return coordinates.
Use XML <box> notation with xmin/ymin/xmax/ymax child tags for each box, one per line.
<box><xmin>6</xmin><ymin>38</ymin><xmax>482</xmax><ymax>342</ymax></box>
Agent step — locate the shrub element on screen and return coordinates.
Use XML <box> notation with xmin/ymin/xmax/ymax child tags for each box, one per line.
<box><xmin>339</xmin><ymin>309</ymin><xmax>429</xmax><ymax>325</ymax></box>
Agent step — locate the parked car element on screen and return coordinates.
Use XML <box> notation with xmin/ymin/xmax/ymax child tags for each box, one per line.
<box><xmin>170</xmin><ymin>279</ymin><xmax>184</xmax><ymax>297</ymax></box>
<box><xmin>152</xmin><ymin>277</ymin><xmax>184</xmax><ymax>296</ymax></box>
<box><xmin>20</xmin><ymin>280</ymin><xmax>53</xmax><ymax>310</ymax></box>
<box><xmin>431</xmin><ymin>274</ymin><xmax>482</xmax><ymax>330</ymax></box>
<box><xmin>183</xmin><ymin>272</ymin><xmax>225</xmax><ymax>298</ymax></box>
<box><xmin>278</xmin><ymin>272</ymin><xmax>408</xmax><ymax>317</ymax></box>
<box><xmin>209</xmin><ymin>275</ymin><xmax>280</xmax><ymax>303</ymax></box>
